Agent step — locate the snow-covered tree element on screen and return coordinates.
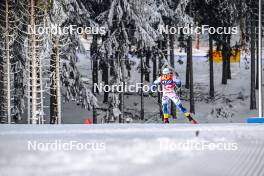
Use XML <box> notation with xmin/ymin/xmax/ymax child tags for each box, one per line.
<box><xmin>0</xmin><ymin>0</ymin><xmax>98</xmax><ymax>124</ymax></box>
<box><xmin>0</xmin><ymin>0</ymin><xmax>24</xmax><ymax>123</ymax></box>
<box><xmin>47</xmin><ymin>0</ymin><xmax>98</xmax><ymax>123</ymax></box>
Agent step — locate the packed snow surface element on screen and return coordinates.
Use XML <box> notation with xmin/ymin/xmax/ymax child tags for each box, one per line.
<box><xmin>1</xmin><ymin>124</ymin><xmax>264</xmax><ymax>176</ymax></box>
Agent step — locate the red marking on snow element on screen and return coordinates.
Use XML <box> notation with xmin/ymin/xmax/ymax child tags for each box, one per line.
<box><xmin>85</xmin><ymin>118</ymin><xmax>92</xmax><ymax>124</ymax></box>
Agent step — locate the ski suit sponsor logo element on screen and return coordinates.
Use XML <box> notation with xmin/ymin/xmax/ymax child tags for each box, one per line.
<box><xmin>161</xmin><ymin>80</ymin><xmax>173</xmax><ymax>84</ymax></box>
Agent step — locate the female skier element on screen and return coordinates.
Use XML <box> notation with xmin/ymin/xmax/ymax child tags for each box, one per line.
<box><xmin>152</xmin><ymin>68</ymin><xmax>198</xmax><ymax>124</ymax></box>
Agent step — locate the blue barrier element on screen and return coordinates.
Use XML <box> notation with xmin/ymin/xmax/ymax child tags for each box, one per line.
<box><xmin>247</xmin><ymin>117</ymin><xmax>264</xmax><ymax>123</ymax></box>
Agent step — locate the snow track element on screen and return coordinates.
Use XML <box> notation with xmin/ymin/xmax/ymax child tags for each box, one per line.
<box><xmin>0</xmin><ymin>124</ymin><xmax>264</xmax><ymax>176</ymax></box>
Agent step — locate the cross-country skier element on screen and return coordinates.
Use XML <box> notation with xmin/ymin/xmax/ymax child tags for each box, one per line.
<box><xmin>151</xmin><ymin>68</ymin><xmax>197</xmax><ymax>124</ymax></box>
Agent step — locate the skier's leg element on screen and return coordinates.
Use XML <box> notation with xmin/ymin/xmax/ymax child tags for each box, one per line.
<box><xmin>169</xmin><ymin>93</ymin><xmax>197</xmax><ymax>124</ymax></box>
<box><xmin>162</xmin><ymin>96</ymin><xmax>169</xmax><ymax>123</ymax></box>
<box><xmin>168</xmin><ymin>93</ymin><xmax>186</xmax><ymax>113</ymax></box>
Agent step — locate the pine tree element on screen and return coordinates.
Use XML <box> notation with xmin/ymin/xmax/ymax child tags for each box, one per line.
<box><xmin>0</xmin><ymin>1</ymin><xmax>25</xmax><ymax>124</ymax></box>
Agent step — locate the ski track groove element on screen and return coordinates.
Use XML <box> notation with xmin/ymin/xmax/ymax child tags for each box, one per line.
<box><xmin>245</xmin><ymin>141</ymin><xmax>264</xmax><ymax>176</ymax></box>
<box><xmin>255</xmin><ymin>142</ymin><xmax>264</xmax><ymax>176</ymax></box>
<box><xmin>233</xmin><ymin>140</ymin><xmax>255</xmax><ymax>176</ymax></box>
<box><xmin>242</xmin><ymin>140</ymin><xmax>261</xmax><ymax>176</ymax></box>
<box><xmin>250</xmin><ymin>141</ymin><xmax>264</xmax><ymax>176</ymax></box>
<box><xmin>224</xmin><ymin>149</ymin><xmax>241</xmax><ymax>176</ymax></box>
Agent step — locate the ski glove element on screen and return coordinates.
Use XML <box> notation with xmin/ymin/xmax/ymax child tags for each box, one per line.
<box><xmin>175</xmin><ymin>80</ymin><xmax>182</xmax><ymax>88</ymax></box>
<box><xmin>151</xmin><ymin>83</ymin><xmax>157</xmax><ymax>92</ymax></box>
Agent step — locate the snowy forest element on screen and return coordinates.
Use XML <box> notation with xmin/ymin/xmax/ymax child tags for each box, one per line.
<box><xmin>0</xmin><ymin>0</ymin><xmax>263</xmax><ymax>124</ymax></box>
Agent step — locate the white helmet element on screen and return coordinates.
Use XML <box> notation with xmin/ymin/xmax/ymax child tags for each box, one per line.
<box><xmin>162</xmin><ymin>68</ymin><xmax>171</xmax><ymax>75</ymax></box>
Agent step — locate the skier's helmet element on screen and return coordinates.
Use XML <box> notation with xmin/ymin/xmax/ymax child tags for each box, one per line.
<box><xmin>162</xmin><ymin>68</ymin><xmax>171</xmax><ymax>75</ymax></box>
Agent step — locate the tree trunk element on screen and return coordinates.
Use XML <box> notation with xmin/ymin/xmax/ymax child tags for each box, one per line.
<box><xmin>30</xmin><ymin>0</ymin><xmax>37</xmax><ymax>124</ymax></box>
<box><xmin>91</xmin><ymin>35</ymin><xmax>99</xmax><ymax>94</ymax></box>
<box><xmin>103</xmin><ymin>48</ymin><xmax>111</xmax><ymax>104</ymax></box>
<box><xmin>250</xmin><ymin>13</ymin><xmax>256</xmax><ymax>110</ymax></box>
<box><xmin>169</xmin><ymin>34</ymin><xmax>175</xmax><ymax>68</ymax></box>
<box><xmin>185</xmin><ymin>46</ymin><xmax>190</xmax><ymax>89</ymax></box>
<box><xmin>195</xmin><ymin>21</ymin><xmax>200</xmax><ymax>49</ymax></box>
<box><xmin>152</xmin><ymin>49</ymin><xmax>157</xmax><ymax>81</ymax></box>
<box><xmin>50</xmin><ymin>35</ymin><xmax>60</xmax><ymax>124</ymax></box>
<box><xmin>27</xmin><ymin>54</ymin><xmax>31</xmax><ymax>124</ymax></box>
<box><xmin>55</xmin><ymin>36</ymin><xmax>61</xmax><ymax>124</ymax></box>
<box><xmin>256</xmin><ymin>31</ymin><xmax>259</xmax><ymax>90</ymax></box>
<box><xmin>91</xmin><ymin>35</ymin><xmax>99</xmax><ymax>123</ymax></box>
<box><xmin>125</xmin><ymin>56</ymin><xmax>131</xmax><ymax>78</ymax></box>
<box><xmin>119</xmin><ymin>52</ymin><xmax>125</xmax><ymax>123</ymax></box>
<box><xmin>39</xmin><ymin>3</ymin><xmax>47</xmax><ymax>124</ymax></box>
<box><xmin>92</xmin><ymin>105</ymin><xmax>97</xmax><ymax>124</ymax></box>
<box><xmin>169</xmin><ymin>33</ymin><xmax>177</xmax><ymax>119</ymax></box>
<box><xmin>140</xmin><ymin>47</ymin><xmax>144</xmax><ymax>120</ymax></box>
<box><xmin>222</xmin><ymin>41</ymin><xmax>228</xmax><ymax>85</ymax></box>
<box><xmin>0</xmin><ymin>59</ymin><xmax>3</xmax><ymax>122</ymax></box>
<box><xmin>240</xmin><ymin>17</ymin><xmax>245</xmax><ymax>49</ymax></box>
<box><xmin>50</xmin><ymin>37</ymin><xmax>57</xmax><ymax>124</ymax></box>
<box><xmin>187</xmin><ymin>36</ymin><xmax>195</xmax><ymax>113</ymax></box>
<box><xmin>4</xmin><ymin>0</ymin><xmax>11</xmax><ymax>124</ymax></box>
<box><xmin>110</xmin><ymin>59</ymin><xmax>115</xmax><ymax>76</ymax></box>
<box><xmin>162</xmin><ymin>34</ymin><xmax>168</xmax><ymax>60</ymax></box>
<box><xmin>226</xmin><ymin>35</ymin><xmax>231</xmax><ymax>79</ymax></box>
<box><xmin>91</xmin><ymin>42</ymin><xmax>98</xmax><ymax>126</ymax></box>
<box><xmin>209</xmin><ymin>35</ymin><xmax>214</xmax><ymax>98</ymax></box>
<box><xmin>145</xmin><ymin>48</ymin><xmax>151</xmax><ymax>82</ymax></box>
<box><xmin>158</xmin><ymin>41</ymin><xmax>163</xmax><ymax>119</ymax></box>
<box><xmin>102</xmin><ymin>61</ymin><xmax>109</xmax><ymax>103</ymax></box>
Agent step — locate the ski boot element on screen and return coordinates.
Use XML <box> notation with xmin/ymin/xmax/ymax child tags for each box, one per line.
<box><xmin>163</xmin><ymin>113</ymin><xmax>169</xmax><ymax>123</ymax></box>
<box><xmin>184</xmin><ymin>112</ymin><xmax>198</xmax><ymax>124</ymax></box>
<box><xmin>164</xmin><ymin>118</ymin><xmax>169</xmax><ymax>123</ymax></box>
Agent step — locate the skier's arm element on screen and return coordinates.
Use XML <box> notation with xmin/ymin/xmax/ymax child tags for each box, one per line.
<box><xmin>151</xmin><ymin>77</ymin><xmax>161</xmax><ymax>92</ymax></box>
<box><xmin>153</xmin><ymin>77</ymin><xmax>161</xmax><ymax>85</ymax></box>
<box><xmin>173</xmin><ymin>76</ymin><xmax>182</xmax><ymax>88</ymax></box>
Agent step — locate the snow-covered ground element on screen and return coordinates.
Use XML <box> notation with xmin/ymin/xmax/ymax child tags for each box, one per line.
<box><xmin>0</xmin><ymin>124</ymin><xmax>264</xmax><ymax>176</ymax></box>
